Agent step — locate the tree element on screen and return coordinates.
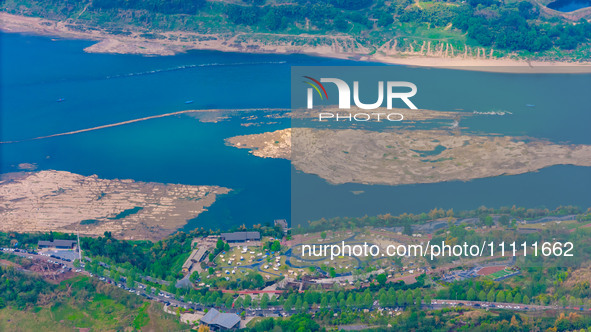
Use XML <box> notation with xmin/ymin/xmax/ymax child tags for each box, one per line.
<box><xmin>346</xmin><ymin>294</ymin><xmax>354</xmax><ymax>307</ymax></box>
<box><xmin>406</xmin><ymin>292</ymin><xmax>414</xmax><ymax>307</ymax></box>
<box><xmin>244</xmin><ymin>295</ymin><xmax>252</xmax><ymax>307</ymax></box>
<box><xmin>478</xmin><ymin>290</ymin><xmax>487</xmax><ymax>302</ymax></box>
<box><xmin>506</xmin><ymin>292</ymin><xmax>513</xmax><ymax>303</ymax></box>
<box><xmin>397</xmin><ymin>292</ymin><xmax>405</xmax><ymax>307</ymax></box>
<box><xmin>513</xmin><ymin>293</ymin><xmax>522</xmax><ymax>304</ymax></box>
<box><xmin>263</xmin><ymin>8</ymin><xmax>285</xmax><ymax>31</ymax></box>
<box><xmin>518</xmin><ymin>1</ymin><xmax>538</xmax><ymax>19</ymax></box>
<box><xmin>424</xmin><ymin>295</ymin><xmax>432</xmax><ymax>307</ymax></box>
<box><xmin>379</xmin><ymin>293</ymin><xmax>388</xmax><ymax>307</ymax></box>
<box><xmin>376</xmin><ymin>273</ymin><xmax>387</xmax><ymax>286</ymax></box>
<box><xmin>190</xmin><ymin>271</ymin><xmax>200</xmax><ymax>283</ymax></box>
<box><xmin>487</xmin><ymin>289</ymin><xmax>496</xmax><ymax>302</ymax></box>
<box><xmin>499</xmin><ymin>215</ymin><xmax>510</xmax><ymax>226</ymax></box>
<box><xmin>415</xmin><ymin>294</ymin><xmax>422</xmax><ymax>310</ymax></box>
<box><xmin>364</xmin><ymin>292</ymin><xmax>373</xmax><ymax>308</ymax></box>
<box><xmin>270</xmin><ymin>240</ymin><xmax>281</xmax><ymax>252</ymax></box>
<box><xmin>216</xmin><ymin>238</ymin><xmax>224</xmax><ymax>252</ymax></box>
<box><xmin>261</xmin><ymin>294</ymin><xmax>269</xmax><ymax>309</ymax></box>
<box><xmin>333</xmin><ymin>16</ymin><xmax>349</xmax><ymax>32</ymax></box>
<box><xmin>467</xmin><ymin>288</ymin><xmax>476</xmax><ymax>301</ymax></box>
<box><xmin>235</xmin><ymin>297</ymin><xmax>244</xmax><ymax>308</ymax></box>
<box><xmin>523</xmin><ymin>295</ymin><xmax>530</xmax><ymax>304</ymax></box>
<box><xmin>295</xmin><ymin>297</ymin><xmax>303</xmax><ymax>311</ymax></box>
<box><xmin>496</xmin><ymin>290</ymin><xmax>505</xmax><ymax>303</ymax></box>
<box><xmin>377</xmin><ymin>12</ymin><xmax>394</xmax><ymax>27</ymax></box>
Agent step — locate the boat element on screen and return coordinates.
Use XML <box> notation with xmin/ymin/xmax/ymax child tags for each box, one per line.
<box><xmin>526</xmin><ymin>104</ymin><xmax>535</xmax><ymax>107</ymax></box>
<box><xmin>184</xmin><ymin>100</ymin><xmax>194</xmax><ymax>104</ymax></box>
<box><xmin>56</xmin><ymin>98</ymin><xmax>65</xmax><ymax>102</ymax></box>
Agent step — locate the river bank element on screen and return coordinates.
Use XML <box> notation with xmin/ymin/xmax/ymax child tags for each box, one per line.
<box><xmin>2</xmin><ymin>12</ymin><xmax>591</xmax><ymax>73</ymax></box>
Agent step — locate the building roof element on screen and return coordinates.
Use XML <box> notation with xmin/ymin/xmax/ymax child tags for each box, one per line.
<box><xmin>38</xmin><ymin>240</ymin><xmax>77</xmax><ymax>247</ymax></box>
<box><xmin>181</xmin><ymin>260</ymin><xmax>193</xmax><ymax>270</ymax></box>
<box><xmin>182</xmin><ymin>247</ymin><xmax>208</xmax><ymax>270</ymax></box>
<box><xmin>221</xmin><ymin>231</ymin><xmax>260</xmax><ymax>242</ymax></box>
<box><xmin>176</xmin><ymin>277</ymin><xmax>193</xmax><ymax>289</ymax></box>
<box><xmin>201</xmin><ymin>308</ymin><xmax>240</xmax><ymax>329</ymax></box>
<box><xmin>190</xmin><ymin>247</ymin><xmax>207</xmax><ymax>262</ymax></box>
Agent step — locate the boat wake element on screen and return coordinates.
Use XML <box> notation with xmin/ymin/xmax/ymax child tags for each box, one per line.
<box><xmin>105</xmin><ymin>61</ymin><xmax>287</xmax><ymax>80</ymax></box>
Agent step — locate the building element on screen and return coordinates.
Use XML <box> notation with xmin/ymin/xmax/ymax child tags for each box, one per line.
<box><xmin>181</xmin><ymin>247</ymin><xmax>208</xmax><ymax>273</ymax></box>
<box><xmin>175</xmin><ymin>277</ymin><xmax>193</xmax><ymax>289</ymax></box>
<box><xmin>274</xmin><ymin>219</ymin><xmax>289</xmax><ymax>232</ymax></box>
<box><xmin>220</xmin><ymin>231</ymin><xmax>260</xmax><ymax>243</ymax></box>
<box><xmin>200</xmin><ymin>308</ymin><xmax>240</xmax><ymax>330</ymax></box>
<box><xmin>38</xmin><ymin>239</ymin><xmax>77</xmax><ymax>249</ymax></box>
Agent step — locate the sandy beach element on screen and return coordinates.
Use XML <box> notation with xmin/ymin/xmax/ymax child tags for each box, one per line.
<box><xmin>2</xmin><ymin>12</ymin><xmax>591</xmax><ymax>73</ymax></box>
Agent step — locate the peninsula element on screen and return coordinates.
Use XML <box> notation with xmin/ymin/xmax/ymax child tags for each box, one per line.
<box><xmin>0</xmin><ymin>170</ymin><xmax>230</xmax><ymax>240</ymax></box>
<box><xmin>227</xmin><ymin>128</ymin><xmax>591</xmax><ymax>185</ymax></box>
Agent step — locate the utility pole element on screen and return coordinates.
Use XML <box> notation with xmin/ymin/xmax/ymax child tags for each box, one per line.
<box><xmin>77</xmin><ymin>230</ymin><xmax>82</xmax><ymax>261</ymax></box>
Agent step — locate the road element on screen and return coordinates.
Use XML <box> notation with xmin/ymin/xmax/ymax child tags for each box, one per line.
<box><xmin>3</xmin><ymin>247</ymin><xmax>589</xmax><ymax>320</ymax></box>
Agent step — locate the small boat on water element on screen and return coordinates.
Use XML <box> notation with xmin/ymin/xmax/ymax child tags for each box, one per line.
<box><xmin>56</xmin><ymin>98</ymin><xmax>65</xmax><ymax>102</ymax></box>
<box><xmin>184</xmin><ymin>100</ymin><xmax>194</xmax><ymax>104</ymax></box>
<box><xmin>526</xmin><ymin>104</ymin><xmax>535</xmax><ymax>107</ymax></box>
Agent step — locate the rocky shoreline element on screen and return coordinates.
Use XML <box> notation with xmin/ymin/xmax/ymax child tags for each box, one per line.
<box><xmin>0</xmin><ymin>170</ymin><xmax>230</xmax><ymax>240</ymax></box>
<box><xmin>227</xmin><ymin>128</ymin><xmax>591</xmax><ymax>186</ymax></box>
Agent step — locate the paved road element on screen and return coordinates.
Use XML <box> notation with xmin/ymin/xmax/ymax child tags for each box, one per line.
<box><xmin>3</xmin><ymin>248</ymin><xmax>589</xmax><ymax>319</ymax></box>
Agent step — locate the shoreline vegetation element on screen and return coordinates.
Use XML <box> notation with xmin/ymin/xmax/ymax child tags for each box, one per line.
<box><xmin>2</xmin><ymin>12</ymin><xmax>591</xmax><ymax>73</ymax></box>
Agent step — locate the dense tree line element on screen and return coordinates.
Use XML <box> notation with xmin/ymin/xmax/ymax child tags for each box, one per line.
<box><xmin>92</xmin><ymin>0</ymin><xmax>206</xmax><ymax>15</ymax></box>
<box><xmin>80</xmin><ymin>231</ymin><xmax>193</xmax><ymax>279</ymax></box>
<box><xmin>296</xmin><ymin>205</ymin><xmax>588</xmax><ymax>234</ymax></box>
<box><xmin>245</xmin><ymin>314</ymin><xmax>323</xmax><ymax>332</ymax></box>
<box><xmin>246</xmin><ymin>305</ymin><xmax>591</xmax><ymax>331</ymax></box>
<box><xmin>221</xmin><ymin>0</ymin><xmax>591</xmax><ymax>52</ymax></box>
<box><xmin>206</xmin><ymin>271</ymin><xmax>266</xmax><ymax>290</ymax></box>
<box><xmin>0</xmin><ymin>266</ymin><xmax>50</xmax><ymax>309</ymax></box>
<box><xmin>6</xmin><ymin>0</ymin><xmax>591</xmax><ymax>54</ymax></box>
<box><xmin>6</xmin><ymin>0</ymin><xmax>591</xmax><ymax>52</ymax></box>
<box><xmin>0</xmin><ymin>266</ymin><xmax>143</xmax><ymax>310</ymax></box>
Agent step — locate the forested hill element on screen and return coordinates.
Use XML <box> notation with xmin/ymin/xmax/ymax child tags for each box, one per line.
<box><xmin>2</xmin><ymin>0</ymin><xmax>591</xmax><ymax>59</ymax></box>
